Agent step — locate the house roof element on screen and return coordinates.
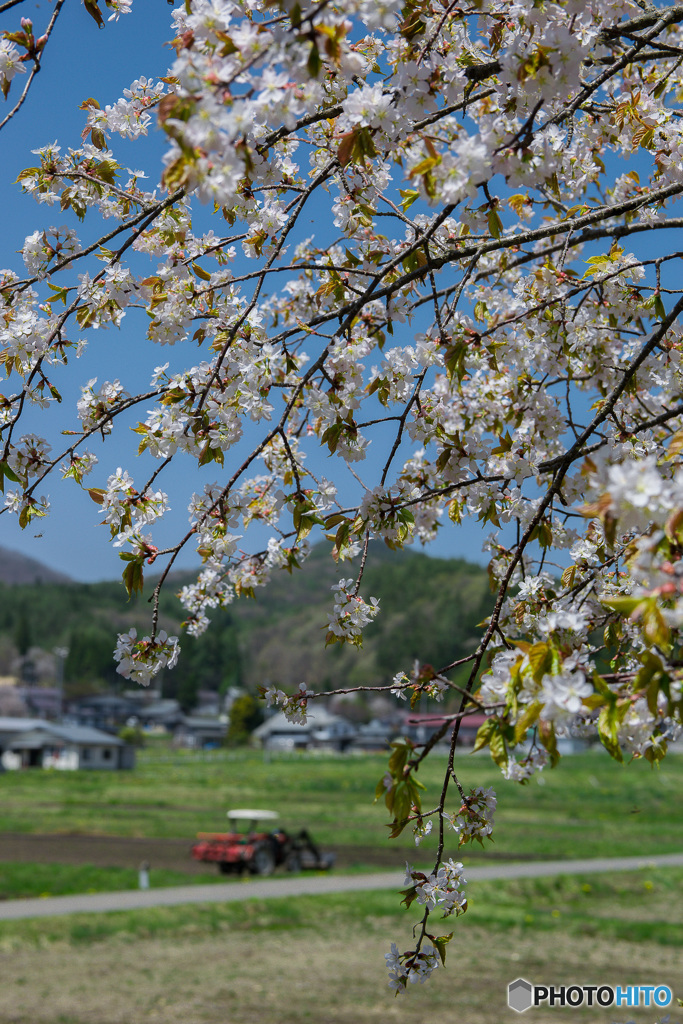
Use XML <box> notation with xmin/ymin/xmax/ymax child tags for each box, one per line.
<box><xmin>0</xmin><ymin>717</ymin><xmax>51</xmax><ymax>739</ymax></box>
<box><xmin>8</xmin><ymin>729</ymin><xmax>53</xmax><ymax>750</ymax></box>
<box><xmin>48</xmin><ymin>723</ymin><xmax>124</xmax><ymax>745</ymax></box>
<box><xmin>252</xmin><ymin>707</ymin><xmax>355</xmax><ymax>739</ymax></box>
<box><xmin>68</xmin><ymin>694</ymin><xmax>137</xmax><ymax>711</ymax></box>
<box><xmin>137</xmin><ymin>699</ymin><xmax>181</xmax><ymax>720</ymax></box>
<box><xmin>180</xmin><ymin>716</ymin><xmax>226</xmax><ymax>732</ymax></box>
<box><xmin>0</xmin><ymin>719</ymin><xmax>123</xmax><ymax>747</ymax></box>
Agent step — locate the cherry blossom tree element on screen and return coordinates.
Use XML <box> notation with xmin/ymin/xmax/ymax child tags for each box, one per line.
<box><xmin>3</xmin><ymin>0</ymin><xmax>683</xmax><ymax>991</ymax></box>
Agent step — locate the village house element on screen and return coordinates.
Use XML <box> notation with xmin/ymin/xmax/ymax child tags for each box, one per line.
<box><xmin>0</xmin><ymin>717</ymin><xmax>135</xmax><ymax>771</ymax></box>
<box><xmin>252</xmin><ymin>707</ymin><xmax>357</xmax><ymax>752</ymax></box>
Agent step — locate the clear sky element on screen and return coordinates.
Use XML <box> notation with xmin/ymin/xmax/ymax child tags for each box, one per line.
<box><xmin>0</xmin><ymin>2</ymin><xmax>498</xmax><ymax>581</ymax></box>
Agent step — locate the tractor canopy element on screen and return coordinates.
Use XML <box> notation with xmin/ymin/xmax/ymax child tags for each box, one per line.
<box><xmin>226</xmin><ymin>809</ymin><xmax>279</xmax><ymax>830</ymax></box>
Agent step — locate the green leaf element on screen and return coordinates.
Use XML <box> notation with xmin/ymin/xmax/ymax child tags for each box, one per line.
<box><xmin>487</xmin><ymin>208</ymin><xmax>503</xmax><ymax>239</ymax></box>
<box><xmin>387</xmin><ymin>816</ymin><xmax>411</xmax><ymax>839</ymax></box>
<box><xmin>121</xmin><ymin>556</ymin><xmax>144</xmax><ymax>598</ymax></box>
<box><xmin>537</xmin><ymin>719</ymin><xmax>560</xmax><ymax>767</ymax></box>
<box><xmin>432</xmin><ymin>933</ymin><xmax>454</xmax><ymax>965</ymax></box>
<box><xmin>490</xmin><ymin>430</ymin><xmax>513</xmax><ymax>456</ymax></box>
<box><xmin>581</xmin><ymin>253</ymin><xmax>611</xmax><ymax>280</ymax></box>
<box><xmin>388</xmin><ymin>740</ymin><xmax>410</xmax><ymax>776</ymax></box>
<box><xmin>448</xmin><ymin>498</ymin><xmax>462</xmax><ymax>524</ymax></box>
<box><xmin>601</xmin><ymin>595</ymin><xmax>642</xmax><ymax>617</ymax></box>
<box><xmin>665</xmin><ymin>428</ymin><xmax>683</xmax><ymax>463</ymax></box>
<box><xmin>513</xmin><ymin>701</ymin><xmax>542</xmax><ymax>743</ymax></box>
<box><xmin>603</xmin><ymin>621</ymin><xmax>621</xmax><ymax>648</ymax></box>
<box><xmin>597</xmin><ymin>703</ymin><xmax>624</xmax><ymax>762</ymax></box>
<box><xmin>17</xmin><ymin>501</ymin><xmax>47</xmax><ymax>531</ymax></box>
<box><xmin>472</xmin><ymin>717</ymin><xmax>496</xmax><ymax>753</ymax></box>
<box><xmin>583</xmin><ymin>693</ymin><xmax>608</xmax><ymax>711</ymax></box>
<box><xmin>191</xmin><ymin>262</ymin><xmax>212</xmax><ymax>281</ymax></box>
<box><xmin>307</xmin><ymin>41</ymin><xmax>321</xmax><ymax>78</ymax></box>
<box><xmin>592</xmin><ymin>671</ymin><xmax>616</xmax><ymax>700</ymax></box>
<box><xmin>530</xmin><ymin>520</ymin><xmax>553</xmax><ymax>549</ymax></box>
<box><xmin>90</xmin><ymin>127</ymin><xmax>107</xmax><ymax>151</ymax></box>
<box><xmin>399</xmin><ymin>188</ymin><xmax>419</xmax><ymax>212</ymax></box>
<box><xmin>0</xmin><ymin>461</ymin><xmax>20</xmax><ymax>493</ymax></box>
<box><xmin>399</xmin><ymin>885</ymin><xmax>418</xmax><ymax>909</ymax></box>
<box><xmin>321</xmin><ymin>421</ymin><xmax>344</xmax><ymax>454</ymax></box>
<box><xmin>473</xmin><ymin>300</ymin><xmax>488</xmax><ymax>323</ymax></box>
<box><xmin>323</xmin><ymin>512</ymin><xmax>348</xmax><ymax>529</ymax></box>
<box><xmin>83</xmin><ymin>1</ymin><xmax>105</xmax><ymax>29</ymax></box>
<box><xmin>337</xmin><ymin>132</ymin><xmax>356</xmax><ymax>167</ymax></box>
<box><xmin>527</xmin><ymin>642</ymin><xmax>551</xmax><ymax>684</ymax></box>
<box><xmin>561</xmin><ymin>565</ymin><xmax>577</xmax><ymax>589</ymax></box>
<box><xmin>489</xmin><ymin>726</ymin><xmax>508</xmax><ymax>769</ymax></box>
<box><xmin>641</xmin><ymin>599</ymin><xmax>671</xmax><ymax>650</ymax></box>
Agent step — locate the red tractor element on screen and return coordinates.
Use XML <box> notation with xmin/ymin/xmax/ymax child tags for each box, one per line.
<box><xmin>191</xmin><ymin>809</ymin><xmax>336</xmax><ymax>876</ymax></box>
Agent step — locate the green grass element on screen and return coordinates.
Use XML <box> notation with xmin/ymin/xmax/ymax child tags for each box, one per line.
<box><xmin>0</xmin><ymin>861</ymin><xmax>230</xmax><ymax>900</ymax></box>
<box><xmin>0</xmin><ymin>867</ymin><xmax>681</xmax><ymax>952</ymax></box>
<box><xmin>1</xmin><ymin>747</ymin><xmax>682</xmax><ymax>862</ymax></box>
<box><xmin>473</xmin><ymin>868</ymin><xmax>683</xmax><ymax>946</ymax></box>
<box><xmin>1</xmin><ymin>867</ymin><xmax>682</xmax><ymax>1024</ymax></box>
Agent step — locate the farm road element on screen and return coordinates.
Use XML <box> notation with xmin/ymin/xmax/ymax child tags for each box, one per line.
<box><xmin>2</xmin><ymin>851</ymin><xmax>683</xmax><ymax>921</ymax></box>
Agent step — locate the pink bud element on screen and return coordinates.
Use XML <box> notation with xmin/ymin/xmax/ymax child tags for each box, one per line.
<box><xmin>20</xmin><ymin>17</ymin><xmax>32</xmax><ymax>30</ymax></box>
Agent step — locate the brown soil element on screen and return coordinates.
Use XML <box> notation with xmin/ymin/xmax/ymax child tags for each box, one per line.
<box><xmin>0</xmin><ymin>827</ymin><xmax>548</xmax><ymax>876</ymax></box>
<box><xmin>0</xmin><ymin>833</ymin><xmax>543</xmax><ymax>875</ymax></box>
<box><xmin>0</xmin><ymin>832</ymin><xmax>401</xmax><ymax>874</ymax></box>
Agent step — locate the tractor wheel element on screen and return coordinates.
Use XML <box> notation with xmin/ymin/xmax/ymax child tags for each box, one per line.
<box><xmin>250</xmin><ymin>843</ymin><xmax>276</xmax><ymax>876</ymax></box>
<box><xmin>285</xmin><ymin>851</ymin><xmax>302</xmax><ymax>873</ymax></box>
<box><xmin>218</xmin><ymin>862</ymin><xmax>233</xmax><ymax>875</ymax></box>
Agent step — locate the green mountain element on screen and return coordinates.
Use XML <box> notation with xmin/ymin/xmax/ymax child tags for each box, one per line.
<box><xmin>0</xmin><ymin>543</ymin><xmax>491</xmax><ymax>710</ymax></box>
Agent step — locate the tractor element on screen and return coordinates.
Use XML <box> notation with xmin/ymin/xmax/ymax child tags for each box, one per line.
<box><xmin>191</xmin><ymin>808</ymin><xmax>336</xmax><ymax>876</ymax></box>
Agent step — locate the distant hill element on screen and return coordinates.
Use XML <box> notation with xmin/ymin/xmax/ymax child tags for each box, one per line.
<box><xmin>224</xmin><ymin>542</ymin><xmax>491</xmax><ymax>692</ymax></box>
<box><xmin>0</xmin><ymin>542</ymin><xmax>492</xmax><ymax>709</ymax></box>
<box><xmin>0</xmin><ymin>546</ymin><xmax>72</xmax><ymax>585</ymax></box>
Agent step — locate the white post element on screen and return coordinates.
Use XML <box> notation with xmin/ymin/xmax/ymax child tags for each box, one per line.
<box><xmin>138</xmin><ymin>860</ymin><xmax>150</xmax><ymax>890</ymax></box>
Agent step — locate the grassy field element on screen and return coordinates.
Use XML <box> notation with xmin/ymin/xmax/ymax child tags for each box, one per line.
<box><xmin>0</xmin><ymin>862</ymin><xmax>227</xmax><ymax>901</ymax></box>
<box><xmin>0</xmin><ymin>869</ymin><xmax>681</xmax><ymax>1023</ymax></box>
<box><xmin>0</xmin><ymin>748</ymin><xmax>682</xmax><ymax>1022</ymax></box>
<box><xmin>1</xmin><ymin>746</ymin><xmax>682</xmax><ymax>861</ymax></box>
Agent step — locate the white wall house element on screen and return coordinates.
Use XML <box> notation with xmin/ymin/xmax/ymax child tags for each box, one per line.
<box><xmin>0</xmin><ymin>718</ymin><xmax>133</xmax><ymax>770</ymax></box>
<box><xmin>252</xmin><ymin>708</ymin><xmax>357</xmax><ymax>752</ymax></box>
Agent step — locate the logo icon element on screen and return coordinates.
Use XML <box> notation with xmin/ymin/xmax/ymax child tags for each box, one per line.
<box><xmin>508</xmin><ymin>978</ymin><xmax>533</xmax><ymax>1013</ymax></box>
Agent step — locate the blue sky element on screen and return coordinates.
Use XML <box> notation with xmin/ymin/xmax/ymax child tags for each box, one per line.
<box><xmin>0</xmin><ymin>2</ymin><xmax>496</xmax><ymax>581</ymax></box>
<box><xmin>3</xmin><ymin>5</ymin><xmax>673</xmax><ymax>585</ymax></box>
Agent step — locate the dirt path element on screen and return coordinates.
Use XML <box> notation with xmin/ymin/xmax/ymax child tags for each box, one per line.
<box><xmin>2</xmin><ymin>852</ymin><xmax>683</xmax><ymax>921</ymax></box>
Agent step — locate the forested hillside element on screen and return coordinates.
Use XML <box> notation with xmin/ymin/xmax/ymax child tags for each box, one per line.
<box><xmin>0</xmin><ymin>545</ymin><xmax>491</xmax><ymax>710</ymax></box>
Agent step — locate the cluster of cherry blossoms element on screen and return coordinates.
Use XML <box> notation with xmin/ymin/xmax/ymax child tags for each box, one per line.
<box><xmin>261</xmin><ymin>681</ymin><xmax>314</xmax><ymax>725</ymax></box>
<box><xmin>113</xmin><ymin>627</ymin><xmax>180</xmax><ymax>686</ymax></box>
<box><xmin>444</xmin><ymin>787</ymin><xmax>497</xmax><ymax>846</ymax></box>
<box><xmin>385</xmin><ymin>941</ymin><xmax>442</xmax><ymax>991</ymax></box>
<box><xmin>385</xmin><ymin>860</ymin><xmax>467</xmax><ymax>991</ymax></box>
<box><xmin>325</xmin><ymin>578</ymin><xmax>380</xmax><ymax>647</ymax></box>
<box><xmin>5</xmin><ymin>0</ymin><xmax>683</xmax><ymax>995</ymax></box>
<box><xmin>405</xmin><ymin>858</ymin><xmax>468</xmax><ymax>914</ymax></box>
